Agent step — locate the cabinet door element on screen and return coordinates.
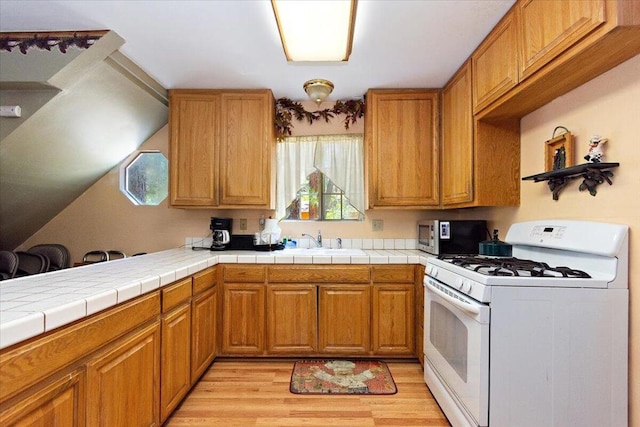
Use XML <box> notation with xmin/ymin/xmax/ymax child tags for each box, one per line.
<box><xmin>441</xmin><ymin>61</ymin><xmax>474</xmax><ymax>206</ymax></box>
<box><xmin>160</xmin><ymin>303</ymin><xmax>191</xmax><ymax>423</ymax></box>
<box><xmin>219</xmin><ymin>91</ymin><xmax>274</xmax><ymax>207</ymax></box>
<box><xmin>169</xmin><ymin>91</ymin><xmax>219</xmax><ymax>207</ymax></box>
<box><xmin>222</xmin><ymin>284</ymin><xmax>265</xmax><ymax>355</ymax></box>
<box><xmin>519</xmin><ymin>0</ymin><xmax>606</xmax><ymax>80</ymax></box>
<box><xmin>191</xmin><ymin>286</ymin><xmax>217</xmax><ymax>383</ymax></box>
<box><xmin>472</xmin><ymin>11</ymin><xmax>519</xmax><ymax>113</ymax></box>
<box><xmin>318</xmin><ymin>285</ymin><xmax>370</xmax><ymax>354</ymax></box>
<box><xmin>366</xmin><ymin>90</ymin><xmax>439</xmax><ymax>208</ymax></box>
<box><xmin>86</xmin><ymin>322</ymin><xmax>160</xmax><ymax>427</ymax></box>
<box><xmin>0</xmin><ymin>369</ymin><xmax>85</xmax><ymax>426</ymax></box>
<box><xmin>267</xmin><ymin>284</ymin><xmax>317</xmax><ymax>354</ymax></box>
<box><xmin>372</xmin><ymin>284</ymin><xmax>415</xmax><ymax>355</ymax></box>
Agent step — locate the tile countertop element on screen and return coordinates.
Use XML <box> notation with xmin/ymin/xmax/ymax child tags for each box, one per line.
<box><xmin>0</xmin><ymin>247</ymin><xmax>430</xmax><ymax>350</ymax></box>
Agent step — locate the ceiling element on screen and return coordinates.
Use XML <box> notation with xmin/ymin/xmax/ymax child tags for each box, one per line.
<box><xmin>0</xmin><ymin>0</ymin><xmax>516</xmax><ymax>101</ymax></box>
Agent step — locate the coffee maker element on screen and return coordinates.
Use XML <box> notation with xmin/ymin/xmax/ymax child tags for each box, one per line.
<box><xmin>210</xmin><ymin>217</ymin><xmax>232</xmax><ymax>250</ymax></box>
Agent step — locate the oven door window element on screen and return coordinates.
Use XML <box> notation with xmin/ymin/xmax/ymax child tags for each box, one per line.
<box><xmin>430</xmin><ymin>301</ymin><xmax>468</xmax><ymax>382</ymax></box>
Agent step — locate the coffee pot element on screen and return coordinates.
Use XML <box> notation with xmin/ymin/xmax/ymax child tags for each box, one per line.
<box><xmin>210</xmin><ymin>217</ymin><xmax>232</xmax><ymax>250</ymax></box>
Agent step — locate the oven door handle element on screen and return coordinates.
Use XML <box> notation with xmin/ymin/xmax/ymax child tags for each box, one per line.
<box><xmin>425</xmin><ymin>280</ymin><xmax>481</xmax><ymax>315</ymax></box>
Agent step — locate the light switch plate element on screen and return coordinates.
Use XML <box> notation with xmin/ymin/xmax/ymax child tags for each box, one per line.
<box><xmin>239</xmin><ymin>218</ymin><xmax>247</xmax><ymax>231</ymax></box>
<box><xmin>372</xmin><ymin>219</ymin><xmax>383</xmax><ymax>231</ymax></box>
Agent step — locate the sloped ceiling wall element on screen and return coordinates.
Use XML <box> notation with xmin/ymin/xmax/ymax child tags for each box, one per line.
<box><xmin>0</xmin><ymin>31</ymin><xmax>168</xmax><ymax>250</ymax></box>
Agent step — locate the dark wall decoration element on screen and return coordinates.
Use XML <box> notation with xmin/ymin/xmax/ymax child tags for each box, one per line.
<box><xmin>275</xmin><ymin>97</ymin><xmax>365</xmax><ymax>140</ymax></box>
<box><xmin>0</xmin><ymin>31</ymin><xmax>106</xmax><ymax>54</ymax></box>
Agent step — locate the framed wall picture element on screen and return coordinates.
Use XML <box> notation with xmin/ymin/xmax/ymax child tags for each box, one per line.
<box><xmin>545</xmin><ymin>132</ymin><xmax>574</xmax><ymax>171</ymax></box>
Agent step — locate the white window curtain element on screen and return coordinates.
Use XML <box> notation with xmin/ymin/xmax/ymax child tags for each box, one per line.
<box><xmin>276</xmin><ymin>134</ymin><xmax>365</xmax><ymax>220</ymax></box>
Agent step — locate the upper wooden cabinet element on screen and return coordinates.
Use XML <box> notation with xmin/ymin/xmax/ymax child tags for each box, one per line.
<box><xmin>169</xmin><ymin>91</ymin><xmax>219</xmax><ymax>206</ymax></box>
<box><xmin>441</xmin><ymin>61</ymin><xmax>474</xmax><ymax>206</ymax></box>
<box><xmin>476</xmin><ymin>0</ymin><xmax>640</xmax><ymax>120</ymax></box>
<box><xmin>219</xmin><ymin>92</ymin><xmax>275</xmax><ymax>207</ymax></box>
<box><xmin>518</xmin><ymin>0</ymin><xmax>606</xmax><ymax>80</ymax></box>
<box><xmin>365</xmin><ymin>89</ymin><xmax>439</xmax><ymax>208</ymax></box>
<box><xmin>472</xmin><ymin>9</ymin><xmax>519</xmax><ymax>113</ymax></box>
<box><xmin>441</xmin><ymin>61</ymin><xmax>520</xmax><ymax>208</ymax></box>
<box><xmin>169</xmin><ymin>89</ymin><xmax>275</xmax><ymax>209</ymax></box>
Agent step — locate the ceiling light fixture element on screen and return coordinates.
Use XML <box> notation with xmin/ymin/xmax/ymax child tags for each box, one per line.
<box><xmin>304</xmin><ymin>79</ymin><xmax>334</xmax><ymax>106</ymax></box>
<box><xmin>271</xmin><ymin>0</ymin><xmax>357</xmax><ymax>62</ymax></box>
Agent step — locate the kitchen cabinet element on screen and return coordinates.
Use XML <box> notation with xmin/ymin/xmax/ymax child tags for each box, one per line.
<box><xmin>365</xmin><ymin>89</ymin><xmax>439</xmax><ymax>208</ymax></box>
<box><xmin>318</xmin><ymin>284</ymin><xmax>371</xmax><ymax>354</ymax></box>
<box><xmin>441</xmin><ymin>61</ymin><xmax>474</xmax><ymax>205</ymax></box>
<box><xmin>471</xmin><ymin>8</ymin><xmax>519</xmax><ymax>114</ymax></box>
<box><xmin>221</xmin><ymin>266</ymin><xmax>266</xmax><ymax>355</ymax></box>
<box><xmin>266</xmin><ymin>284</ymin><xmax>317</xmax><ymax>354</ymax></box>
<box><xmin>221</xmin><ymin>283</ymin><xmax>265</xmax><ymax>355</ymax></box>
<box><xmin>0</xmin><ymin>292</ymin><xmax>160</xmax><ymax>420</ymax></box>
<box><xmin>169</xmin><ymin>89</ymin><xmax>275</xmax><ymax>209</ymax></box>
<box><xmin>442</xmin><ymin>61</ymin><xmax>521</xmax><ymax>208</ymax></box>
<box><xmin>476</xmin><ymin>0</ymin><xmax>640</xmax><ymax>120</ymax></box>
<box><xmin>160</xmin><ymin>278</ymin><xmax>192</xmax><ymax>423</ymax></box>
<box><xmin>191</xmin><ymin>267</ymin><xmax>218</xmax><ymax>384</ymax></box>
<box><xmin>86</xmin><ymin>321</ymin><xmax>161</xmax><ymax>427</ymax></box>
<box><xmin>0</xmin><ymin>368</ymin><xmax>85</xmax><ymax>426</ymax></box>
<box><xmin>169</xmin><ymin>91</ymin><xmax>219</xmax><ymax>206</ymax></box>
<box><xmin>371</xmin><ymin>266</ymin><xmax>415</xmax><ymax>356</ymax></box>
<box><xmin>518</xmin><ymin>0</ymin><xmax>606</xmax><ymax>80</ymax></box>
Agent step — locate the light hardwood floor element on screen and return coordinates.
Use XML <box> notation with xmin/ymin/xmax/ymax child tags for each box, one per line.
<box><xmin>165</xmin><ymin>360</ymin><xmax>450</xmax><ymax>426</ymax></box>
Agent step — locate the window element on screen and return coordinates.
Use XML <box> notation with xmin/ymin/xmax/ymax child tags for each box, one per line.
<box><xmin>120</xmin><ymin>151</ymin><xmax>168</xmax><ymax>205</ymax></box>
<box><xmin>276</xmin><ymin>134</ymin><xmax>364</xmax><ymax>221</ymax></box>
<box><xmin>284</xmin><ymin>170</ymin><xmax>363</xmax><ymax>220</ymax></box>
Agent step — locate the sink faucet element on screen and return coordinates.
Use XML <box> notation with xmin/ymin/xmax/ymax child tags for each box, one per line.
<box><xmin>302</xmin><ymin>230</ymin><xmax>322</xmax><ymax>248</ymax></box>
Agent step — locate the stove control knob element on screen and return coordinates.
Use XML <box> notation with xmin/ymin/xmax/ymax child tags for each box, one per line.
<box><xmin>431</xmin><ymin>267</ymin><xmax>438</xmax><ymax>278</ymax></box>
<box><xmin>426</xmin><ymin>265</ymin><xmax>433</xmax><ymax>275</ymax></box>
<box><xmin>455</xmin><ymin>278</ymin><xmax>464</xmax><ymax>290</ymax></box>
<box><xmin>461</xmin><ymin>280</ymin><xmax>472</xmax><ymax>293</ymax></box>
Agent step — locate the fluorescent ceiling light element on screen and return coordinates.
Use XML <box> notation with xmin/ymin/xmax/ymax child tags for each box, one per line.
<box><xmin>272</xmin><ymin>0</ymin><xmax>357</xmax><ymax>62</ymax></box>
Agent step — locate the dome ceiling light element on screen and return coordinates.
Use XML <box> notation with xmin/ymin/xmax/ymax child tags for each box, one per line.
<box><xmin>271</xmin><ymin>0</ymin><xmax>357</xmax><ymax>62</ymax></box>
<box><xmin>303</xmin><ymin>79</ymin><xmax>334</xmax><ymax>105</ymax></box>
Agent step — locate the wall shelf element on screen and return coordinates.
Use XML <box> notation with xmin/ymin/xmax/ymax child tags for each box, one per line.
<box><xmin>522</xmin><ymin>162</ymin><xmax>619</xmax><ymax>200</ymax></box>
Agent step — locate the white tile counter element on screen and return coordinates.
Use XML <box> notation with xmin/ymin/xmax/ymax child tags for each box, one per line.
<box><xmin>0</xmin><ymin>248</ymin><xmax>429</xmax><ymax>350</ymax></box>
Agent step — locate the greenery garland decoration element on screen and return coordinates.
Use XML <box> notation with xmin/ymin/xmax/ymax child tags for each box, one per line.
<box><xmin>275</xmin><ymin>97</ymin><xmax>365</xmax><ymax>141</ymax></box>
<box><xmin>0</xmin><ymin>32</ymin><xmax>104</xmax><ymax>54</ymax></box>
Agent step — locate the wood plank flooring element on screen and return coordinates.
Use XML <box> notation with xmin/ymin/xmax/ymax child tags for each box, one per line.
<box><xmin>165</xmin><ymin>360</ymin><xmax>450</xmax><ymax>426</ymax></box>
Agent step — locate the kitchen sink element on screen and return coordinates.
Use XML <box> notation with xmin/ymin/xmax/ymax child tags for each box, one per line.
<box><xmin>280</xmin><ymin>248</ymin><xmax>366</xmax><ymax>256</ymax></box>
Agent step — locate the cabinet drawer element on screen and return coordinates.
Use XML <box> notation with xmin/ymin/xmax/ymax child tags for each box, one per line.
<box><xmin>192</xmin><ymin>267</ymin><xmax>217</xmax><ymax>294</ymax></box>
<box><xmin>224</xmin><ymin>265</ymin><xmax>265</xmax><ymax>283</ymax></box>
<box><xmin>371</xmin><ymin>265</ymin><xmax>415</xmax><ymax>283</ymax></box>
<box><xmin>268</xmin><ymin>265</ymin><xmax>370</xmax><ymax>283</ymax></box>
<box><xmin>162</xmin><ymin>278</ymin><xmax>192</xmax><ymax>312</ymax></box>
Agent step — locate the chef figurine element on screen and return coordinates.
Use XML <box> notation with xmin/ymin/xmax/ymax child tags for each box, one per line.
<box><xmin>584</xmin><ymin>135</ymin><xmax>607</xmax><ymax>163</ymax></box>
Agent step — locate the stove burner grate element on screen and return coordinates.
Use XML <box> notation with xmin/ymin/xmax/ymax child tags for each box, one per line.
<box><xmin>438</xmin><ymin>255</ymin><xmax>591</xmax><ymax>278</ymax></box>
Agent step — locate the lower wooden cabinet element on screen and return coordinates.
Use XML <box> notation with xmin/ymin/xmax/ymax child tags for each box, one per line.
<box><xmin>372</xmin><ymin>284</ymin><xmax>415</xmax><ymax>355</ymax></box>
<box><xmin>160</xmin><ymin>303</ymin><xmax>192</xmax><ymax>423</ymax></box>
<box><xmin>222</xmin><ymin>283</ymin><xmax>265</xmax><ymax>355</ymax></box>
<box><xmin>267</xmin><ymin>284</ymin><xmax>317</xmax><ymax>354</ymax></box>
<box><xmin>191</xmin><ymin>285</ymin><xmax>217</xmax><ymax>383</ymax></box>
<box><xmin>0</xmin><ymin>368</ymin><xmax>85</xmax><ymax>426</ymax></box>
<box><xmin>318</xmin><ymin>284</ymin><xmax>371</xmax><ymax>354</ymax></box>
<box><xmin>86</xmin><ymin>321</ymin><xmax>161</xmax><ymax>427</ymax></box>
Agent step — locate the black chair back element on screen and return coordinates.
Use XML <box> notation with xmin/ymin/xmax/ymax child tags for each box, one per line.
<box><xmin>0</xmin><ymin>251</ymin><xmax>19</xmax><ymax>280</ymax></box>
<box><xmin>15</xmin><ymin>251</ymin><xmax>49</xmax><ymax>277</ymax></box>
<box><xmin>28</xmin><ymin>244</ymin><xmax>70</xmax><ymax>271</ymax></box>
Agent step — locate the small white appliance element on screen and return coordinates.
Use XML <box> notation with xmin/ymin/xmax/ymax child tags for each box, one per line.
<box><xmin>423</xmin><ymin>220</ymin><xmax>628</xmax><ymax>427</ymax></box>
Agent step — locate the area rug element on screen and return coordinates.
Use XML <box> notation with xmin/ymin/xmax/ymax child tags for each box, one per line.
<box><xmin>290</xmin><ymin>359</ymin><xmax>397</xmax><ymax>395</ymax></box>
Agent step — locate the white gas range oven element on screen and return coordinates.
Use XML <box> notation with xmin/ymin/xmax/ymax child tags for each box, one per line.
<box><xmin>423</xmin><ymin>220</ymin><xmax>629</xmax><ymax>427</ymax></box>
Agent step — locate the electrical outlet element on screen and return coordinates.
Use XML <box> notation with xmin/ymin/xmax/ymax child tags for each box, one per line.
<box><xmin>372</xmin><ymin>219</ymin><xmax>384</xmax><ymax>231</ymax></box>
<box><xmin>239</xmin><ymin>218</ymin><xmax>247</xmax><ymax>231</ymax></box>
